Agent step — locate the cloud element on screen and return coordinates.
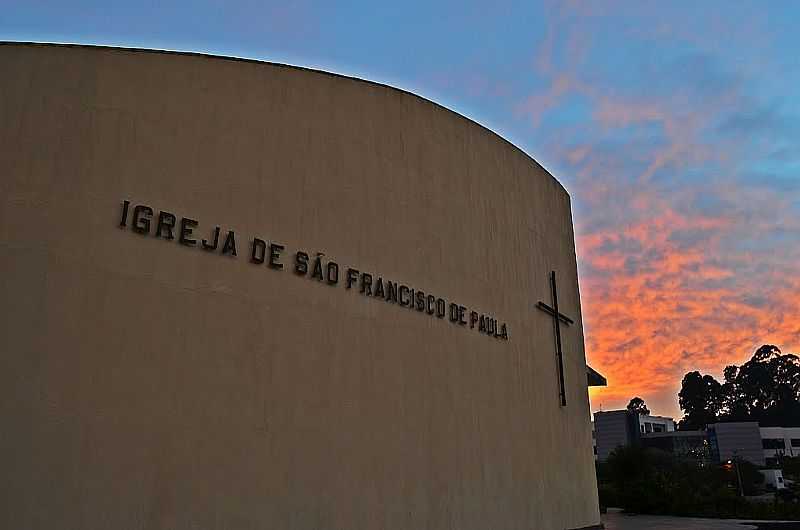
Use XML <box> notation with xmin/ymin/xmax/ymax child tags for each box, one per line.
<box><xmin>520</xmin><ymin>3</ymin><xmax>800</xmax><ymax>417</ymax></box>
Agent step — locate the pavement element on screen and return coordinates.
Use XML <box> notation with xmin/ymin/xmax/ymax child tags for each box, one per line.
<box><xmin>602</xmin><ymin>508</ymin><xmax>800</xmax><ymax>529</ymax></box>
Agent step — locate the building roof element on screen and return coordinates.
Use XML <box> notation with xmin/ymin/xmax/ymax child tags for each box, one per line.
<box><xmin>587</xmin><ymin>365</ymin><xmax>607</xmax><ymax>387</ymax></box>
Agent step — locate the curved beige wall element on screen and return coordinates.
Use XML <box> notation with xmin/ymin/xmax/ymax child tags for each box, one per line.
<box><xmin>0</xmin><ymin>43</ymin><xmax>599</xmax><ymax>530</ymax></box>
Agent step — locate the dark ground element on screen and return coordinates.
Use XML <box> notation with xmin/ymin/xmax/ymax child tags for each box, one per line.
<box><xmin>602</xmin><ymin>509</ymin><xmax>800</xmax><ymax>529</ymax></box>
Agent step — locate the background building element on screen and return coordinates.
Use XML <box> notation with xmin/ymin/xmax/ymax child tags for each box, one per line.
<box><xmin>759</xmin><ymin>426</ymin><xmax>800</xmax><ymax>466</ymax></box>
<box><xmin>640</xmin><ymin>430</ymin><xmax>712</xmax><ymax>464</ymax></box>
<box><xmin>708</xmin><ymin>422</ymin><xmax>766</xmax><ymax>466</ymax></box>
<box><xmin>594</xmin><ymin>408</ymin><xmax>800</xmax><ymax>472</ymax></box>
<box><xmin>593</xmin><ymin>410</ymin><xmax>674</xmax><ymax>461</ymax></box>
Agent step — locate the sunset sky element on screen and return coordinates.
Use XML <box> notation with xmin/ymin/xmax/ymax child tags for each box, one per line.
<box><xmin>6</xmin><ymin>1</ymin><xmax>798</xmax><ymax>417</ymax></box>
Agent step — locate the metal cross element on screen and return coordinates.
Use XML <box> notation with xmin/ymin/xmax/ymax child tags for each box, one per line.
<box><xmin>536</xmin><ymin>270</ymin><xmax>573</xmax><ymax>406</ymax></box>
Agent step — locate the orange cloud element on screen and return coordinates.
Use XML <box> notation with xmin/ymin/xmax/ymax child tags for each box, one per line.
<box><xmin>516</xmin><ymin>1</ymin><xmax>800</xmax><ymax>419</ymax></box>
<box><xmin>581</xmin><ymin>199</ymin><xmax>800</xmax><ymax>416</ymax></box>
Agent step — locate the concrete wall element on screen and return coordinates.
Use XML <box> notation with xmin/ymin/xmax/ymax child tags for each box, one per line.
<box><xmin>594</xmin><ymin>411</ymin><xmax>633</xmax><ymax>462</ymax></box>
<box><xmin>710</xmin><ymin>422</ymin><xmax>765</xmax><ymax>466</ymax></box>
<box><xmin>0</xmin><ymin>43</ymin><xmax>600</xmax><ymax>530</ymax></box>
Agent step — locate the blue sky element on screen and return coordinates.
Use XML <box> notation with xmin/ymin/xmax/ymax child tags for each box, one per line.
<box><xmin>5</xmin><ymin>0</ymin><xmax>799</xmax><ymax>417</ymax></box>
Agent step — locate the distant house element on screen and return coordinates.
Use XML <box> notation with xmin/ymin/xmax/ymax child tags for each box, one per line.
<box><xmin>592</xmin><ymin>410</ymin><xmax>674</xmax><ymax>461</ymax></box>
<box><xmin>593</xmin><ymin>409</ymin><xmax>800</xmax><ymax>470</ymax></box>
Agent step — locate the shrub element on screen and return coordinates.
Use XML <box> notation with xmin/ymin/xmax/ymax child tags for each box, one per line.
<box><xmin>596</xmin><ymin>446</ymin><xmax>798</xmax><ymax>519</ymax></box>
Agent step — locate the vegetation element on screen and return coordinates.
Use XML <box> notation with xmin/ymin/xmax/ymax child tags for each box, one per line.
<box><xmin>596</xmin><ymin>344</ymin><xmax>800</xmax><ymax>519</ymax></box>
<box><xmin>678</xmin><ymin>345</ymin><xmax>800</xmax><ymax>429</ymax></box>
<box><xmin>781</xmin><ymin>456</ymin><xmax>800</xmax><ymax>481</ymax></box>
<box><xmin>626</xmin><ymin>396</ymin><xmax>650</xmax><ymax>416</ymax></box>
<box><xmin>597</xmin><ymin>446</ymin><xmax>800</xmax><ymax>519</ymax></box>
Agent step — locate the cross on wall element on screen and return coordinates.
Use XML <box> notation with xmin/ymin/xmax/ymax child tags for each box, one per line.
<box><xmin>536</xmin><ymin>271</ymin><xmax>573</xmax><ymax>407</ymax></box>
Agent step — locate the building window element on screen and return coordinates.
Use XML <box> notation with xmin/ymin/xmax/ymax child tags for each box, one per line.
<box><xmin>645</xmin><ymin>422</ymin><xmax>653</xmax><ymax>433</ymax></box>
<box><xmin>653</xmin><ymin>424</ymin><xmax>665</xmax><ymax>433</ymax></box>
<box><xmin>766</xmin><ymin>457</ymin><xmax>779</xmax><ymax>467</ymax></box>
<box><xmin>791</xmin><ymin>439</ymin><xmax>800</xmax><ymax>447</ymax></box>
<box><xmin>763</xmin><ymin>438</ymin><xmax>786</xmax><ymax>450</ymax></box>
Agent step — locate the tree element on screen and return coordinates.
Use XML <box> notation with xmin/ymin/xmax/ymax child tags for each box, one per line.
<box><xmin>601</xmin><ymin>445</ymin><xmax>747</xmax><ymax>515</ymax></box>
<box><xmin>626</xmin><ymin>397</ymin><xmax>650</xmax><ymax>416</ymax></box>
<box><xmin>721</xmin><ymin>365</ymin><xmax>749</xmax><ymax>421</ymax></box>
<box><xmin>779</xmin><ymin>456</ymin><xmax>800</xmax><ymax>481</ymax></box>
<box><xmin>678</xmin><ymin>345</ymin><xmax>800</xmax><ymax>428</ymax></box>
<box><xmin>724</xmin><ymin>345</ymin><xmax>800</xmax><ymax>426</ymax></box>
<box><xmin>678</xmin><ymin>371</ymin><xmax>722</xmax><ymax>430</ymax></box>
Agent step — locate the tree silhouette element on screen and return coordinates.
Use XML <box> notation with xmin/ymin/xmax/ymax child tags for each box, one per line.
<box><xmin>678</xmin><ymin>345</ymin><xmax>800</xmax><ymax>429</ymax></box>
<box><xmin>626</xmin><ymin>396</ymin><xmax>650</xmax><ymax>416</ymax></box>
<box><xmin>678</xmin><ymin>371</ymin><xmax>722</xmax><ymax>430</ymax></box>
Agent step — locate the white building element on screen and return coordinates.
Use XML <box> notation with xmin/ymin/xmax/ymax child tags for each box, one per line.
<box><xmin>638</xmin><ymin>414</ymin><xmax>675</xmax><ymax>434</ymax></box>
<box><xmin>760</xmin><ymin>469</ymin><xmax>787</xmax><ymax>490</ymax></box>
<box><xmin>759</xmin><ymin>426</ymin><xmax>800</xmax><ymax>466</ymax></box>
<box><xmin>593</xmin><ymin>410</ymin><xmax>674</xmax><ymax>461</ymax></box>
<box><xmin>593</xmin><ymin>410</ymin><xmax>800</xmax><ymax>471</ymax></box>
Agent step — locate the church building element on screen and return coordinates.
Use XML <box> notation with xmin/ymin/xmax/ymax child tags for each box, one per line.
<box><xmin>0</xmin><ymin>42</ymin><xmax>604</xmax><ymax>530</ymax></box>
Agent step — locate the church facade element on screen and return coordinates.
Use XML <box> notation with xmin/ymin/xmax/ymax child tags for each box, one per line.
<box><xmin>0</xmin><ymin>43</ymin><xmax>602</xmax><ymax>530</ymax></box>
